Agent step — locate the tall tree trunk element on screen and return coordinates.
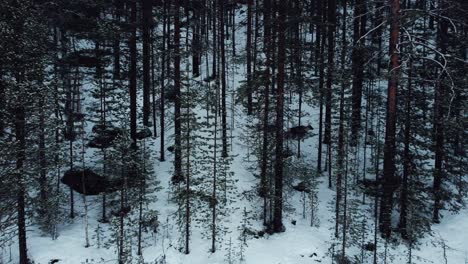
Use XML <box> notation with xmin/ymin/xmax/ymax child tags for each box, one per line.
<box><xmin>0</xmin><ymin>68</ymin><xmax>4</xmax><ymax>137</ymax></box>
<box><xmin>246</xmin><ymin>0</ymin><xmax>253</xmax><ymax>115</ymax></box>
<box><xmin>433</xmin><ymin>6</ymin><xmax>448</xmax><ymax>223</ymax></box>
<box><xmin>316</xmin><ymin>2</ymin><xmax>326</xmax><ymax>173</ymax></box>
<box><xmin>220</xmin><ymin>0</ymin><xmax>228</xmax><ymax>158</ymax></box>
<box><xmin>160</xmin><ymin>0</ymin><xmax>168</xmax><ymax>162</ymax></box>
<box><xmin>142</xmin><ymin>0</ymin><xmax>152</xmax><ymax>127</ymax></box>
<box><xmin>324</xmin><ymin>0</ymin><xmax>336</xmax><ymax>145</ymax></box>
<box><xmin>129</xmin><ymin>0</ymin><xmax>138</xmax><ymax>145</ymax></box>
<box><xmin>212</xmin><ymin>0</ymin><xmax>217</xmax><ymax>78</ymax></box>
<box><xmin>39</xmin><ymin>95</ymin><xmax>48</xmax><ymax>218</ymax></box>
<box><xmin>335</xmin><ymin>0</ymin><xmax>347</xmax><ymax>239</ymax></box>
<box><xmin>15</xmin><ymin>103</ymin><xmax>28</xmax><ymax>264</ymax></box>
<box><xmin>350</xmin><ymin>0</ymin><xmax>366</xmax><ymax>145</ymax></box>
<box><xmin>173</xmin><ymin>0</ymin><xmax>184</xmax><ymax>186</ymax></box>
<box><xmin>260</xmin><ymin>0</ymin><xmax>272</xmax><ymax>226</ymax></box>
<box><xmin>379</xmin><ymin>0</ymin><xmax>400</xmax><ymax>239</ymax></box>
<box><xmin>399</xmin><ymin>59</ymin><xmax>412</xmax><ymax>238</ymax></box>
<box><xmin>113</xmin><ymin>0</ymin><xmax>122</xmax><ymax>80</ymax></box>
<box><xmin>211</xmin><ymin>70</ymin><xmax>219</xmax><ymax>253</ymax></box>
<box><xmin>273</xmin><ymin>0</ymin><xmax>286</xmax><ymax>233</ymax></box>
<box><xmin>192</xmin><ymin>4</ymin><xmax>201</xmax><ymax>77</ymax></box>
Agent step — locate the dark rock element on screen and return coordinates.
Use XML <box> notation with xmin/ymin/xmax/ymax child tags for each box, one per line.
<box><xmin>167</xmin><ymin>145</ymin><xmax>175</xmax><ymax>152</ymax></box>
<box><xmin>61</xmin><ymin>169</ymin><xmax>109</xmax><ymax>195</ymax></box>
<box><xmin>136</xmin><ymin>127</ymin><xmax>152</xmax><ymax>140</ymax></box>
<box><xmin>61</xmin><ymin>168</ymin><xmax>125</xmax><ymax>195</ymax></box>
<box><xmin>88</xmin><ymin>135</ymin><xmax>114</xmax><ymax>149</ymax></box>
<box><xmin>291</xmin><ymin>220</ymin><xmax>297</xmax><ymax>225</ymax></box>
<box><xmin>49</xmin><ymin>260</ymin><xmax>60</xmax><ymax>264</ymax></box>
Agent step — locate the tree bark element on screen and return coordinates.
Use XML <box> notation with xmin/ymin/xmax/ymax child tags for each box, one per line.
<box><xmin>379</xmin><ymin>0</ymin><xmax>400</xmax><ymax>239</ymax></box>
<box><xmin>129</xmin><ymin>0</ymin><xmax>138</xmax><ymax>145</ymax></box>
<box><xmin>246</xmin><ymin>0</ymin><xmax>253</xmax><ymax>115</ymax></box>
<box><xmin>273</xmin><ymin>0</ymin><xmax>286</xmax><ymax>233</ymax></box>
<box><xmin>15</xmin><ymin>104</ymin><xmax>28</xmax><ymax>264</ymax></box>
<box><xmin>142</xmin><ymin>0</ymin><xmax>152</xmax><ymax>127</ymax></box>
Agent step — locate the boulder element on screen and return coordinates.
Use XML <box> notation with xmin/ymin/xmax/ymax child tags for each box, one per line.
<box><xmin>61</xmin><ymin>169</ymin><xmax>108</xmax><ymax>195</ymax></box>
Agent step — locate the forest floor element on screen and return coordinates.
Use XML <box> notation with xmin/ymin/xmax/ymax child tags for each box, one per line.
<box><xmin>12</xmin><ymin>75</ymin><xmax>468</xmax><ymax>264</ymax></box>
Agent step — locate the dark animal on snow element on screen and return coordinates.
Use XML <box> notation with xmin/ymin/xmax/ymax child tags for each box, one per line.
<box><xmin>283</xmin><ymin>147</ymin><xmax>295</xmax><ymax>159</ymax></box>
<box><xmin>70</xmin><ymin>112</ymin><xmax>85</xmax><ymax>122</ymax></box>
<box><xmin>285</xmin><ymin>125</ymin><xmax>313</xmax><ymax>140</ymax></box>
<box><xmin>63</xmin><ymin>129</ymin><xmax>77</xmax><ymax>141</ymax></box>
<box><xmin>363</xmin><ymin>242</ymin><xmax>376</xmax><ymax>252</ymax></box>
<box><xmin>292</xmin><ymin>181</ymin><xmax>310</xmax><ymax>193</ymax></box>
<box><xmin>358</xmin><ymin>177</ymin><xmax>400</xmax><ymax>197</ymax></box>
<box><xmin>111</xmin><ymin>206</ymin><xmax>131</xmax><ymax>217</ymax></box>
<box><xmin>136</xmin><ymin>127</ymin><xmax>152</xmax><ymax>140</ymax></box>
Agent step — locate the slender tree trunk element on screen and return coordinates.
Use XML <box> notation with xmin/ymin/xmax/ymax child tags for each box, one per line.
<box><xmin>129</xmin><ymin>0</ymin><xmax>138</xmax><ymax>145</ymax></box>
<box><xmin>220</xmin><ymin>0</ymin><xmax>228</xmax><ymax>158</ymax></box>
<box><xmin>273</xmin><ymin>0</ymin><xmax>286</xmax><ymax>233</ymax></box>
<box><xmin>212</xmin><ymin>0</ymin><xmax>217</xmax><ymax>78</ymax></box>
<box><xmin>316</xmin><ymin>3</ymin><xmax>326</xmax><ymax>173</ymax></box>
<box><xmin>335</xmin><ymin>0</ymin><xmax>347</xmax><ymax>239</ymax></box>
<box><xmin>39</xmin><ymin>96</ymin><xmax>48</xmax><ymax>218</ymax></box>
<box><xmin>15</xmin><ymin>103</ymin><xmax>28</xmax><ymax>264</ymax></box>
<box><xmin>174</xmin><ymin>0</ymin><xmax>184</xmax><ymax>211</ymax></box>
<box><xmin>433</xmin><ymin>11</ymin><xmax>448</xmax><ymax>223</ymax></box>
<box><xmin>114</xmin><ymin>0</ymin><xmax>122</xmax><ymax>80</ymax></box>
<box><xmin>379</xmin><ymin>0</ymin><xmax>400</xmax><ymax>239</ymax></box>
<box><xmin>260</xmin><ymin>0</ymin><xmax>272</xmax><ymax>226</ymax></box>
<box><xmin>0</xmin><ymin>68</ymin><xmax>4</xmax><ymax>137</ymax></box>
<box><xmin>142</xmin><ymin>0</ymin><xmax>152</xmax><ymax>127</ymax></box>
<box><xmin>160</xmin><ymin>0</ymin><xmax>168</xmax><ymax>162</ymax></box>
<box><xmin>211</xmin><ymin>70</ymin><xmax>219</xmax><ymax>253</ymax></box>
<box><xmin>246</xmin><ymin>0</ymin><xmax>253</xmax><ymax>115</ymax></box>
<box><xmin>350</xmin><ymin>0</ymin><xmax>366</xmax><ymax>145</ymax></box>
<box><xmin>399</xmin><ymin>59</ymin><xmax>412</xmax><ymax>238</ymax></box>
<box><xmin>324</xmin><ymin>0</ymin><xmax>336</xmax><ymax>145</ymax></box>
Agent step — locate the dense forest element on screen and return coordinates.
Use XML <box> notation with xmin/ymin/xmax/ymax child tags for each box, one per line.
<box><xmin>0</xmin><ymin>0</ymin><xmax>467</xmax><ymax>263</ymax></box>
